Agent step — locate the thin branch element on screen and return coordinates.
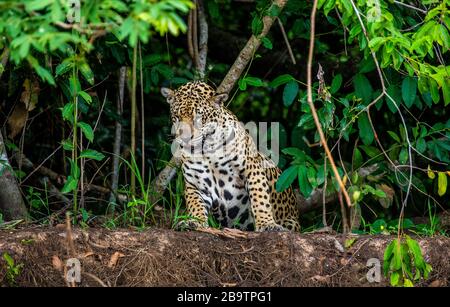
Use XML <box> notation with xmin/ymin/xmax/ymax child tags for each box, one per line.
<box><xmin>307</xmin><ymin>0</ymin><xmax>352</xmax><ymax>208</ymax></box>
<box><xmin>139</xmin><ymin>43</ymin><xmax>145</xmax><ymax>184</ymax></box>
<box><xmin>110</xmin><ymin>67</ymin><xmax>126</xmax><ymax>206</ymax></box>
<box><xmin>277</xmin><ymin>18</ymin><xmax>296</xmax><ymax>64</ymax></box>
<box><xmin>393</xmin><ymin>0</ymin><xmax>427</xmax><ymax>14</ymax></box>
<box><xmin>197</xmin><ymin>0</ymin><xmax>209</xmax><ymax>78</ymax></box>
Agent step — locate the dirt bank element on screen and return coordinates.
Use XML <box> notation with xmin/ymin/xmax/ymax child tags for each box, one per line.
<box><xmin>0</xmin><ymin>227</ymin><xmax>448</xmax><ymax>287</ymax></box>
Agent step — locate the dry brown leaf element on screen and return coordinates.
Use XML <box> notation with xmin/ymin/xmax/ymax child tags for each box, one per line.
<box><xmin>82</xmin><ymin>251</ymin><xmax>95</xmax><ymax>258</ymax></box>
<box><xmin>7</xmin><ymin>102</ymin><xmax>28</xmax><ymax>138</ymax></box>
<box><xmin>52</xmin><ymin>255</ymin><xmax>63</xmax><ymax>271</ymax></box>
<box><xmin>377</xmin><ymin>184</ymin><xmax>395</xmax><ymax>208</ymax></box>
<box><xmin>8</xmin><ymin>78</ymin><xmax>40</xmax><ymax>138</ymax></box>
<box><xmin>108</xmin><ymin>252</ymin><xmax>125</xmax><ymax>268</ymax></box>
<box><xmin>20</xmin><ymin>78</ymin><xmax>40</xmax><ymax>111</ymax></box>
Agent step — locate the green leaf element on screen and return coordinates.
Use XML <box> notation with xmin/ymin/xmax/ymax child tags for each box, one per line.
<box><xmin>276</xmin><ymin>165</ymin><xmax>298</xmax><ymax>192</ymax></box>
<box><xmin>402</xmin><ymin>77</ymin><xmax>417</xmax><ymax>108</ymax></box>
<box><xmin>416</xmin><ymin>138</ymin><xmax>427</xmax><ymax>153</ymax></box>
<box><xmin>384</xmin><ymin>240</ymin><xmax>396</xmax><ymax>275</ymax></box>
<box><xmin>25</xmin><ymin>0</ymin><xmax>52</xmax><ymax>11</ymax></box>
<box><xmin>261</xmin><ymin>37</ymin><xmax>273</xmax><ymax>50</ymax></box>
<box><xmin>399</xmin><ymin>147</ymin><xmax>409</xmax><ymax>164</ymax></box>
<box><xmin>353</xmin><ymin>74</ymin><xmax>373</xmax><ymax>104</ymax></box>
<box><xmin>78</xmin><ymin>91</ymin><xmax>92</xmax><ymax>104</ymax></box>
<box><xmin>3</xmin><ymin>253</ymin><xmax>15</xmax><ymax>267</ymax></box>
<box><xmin>270</xmin><ymin>74</ymin><xmax>294</xmax><ymax>88</ymax></box>
<box><xmin>429</xmin><ymin>78</ymin><xmax>440</xmax><ymax>103</ymax></box>
<box><xmin>61</xmin><ymin>103</ymin><xmax>74</xmax><ymax>122</ymax></box>
<box><xmin>77</xmin><ymin>122</ymin><xmax>94</xmax><ymax>143</ymax></box>
<box><xmin>243</xmin><ymin>76</ymin><xmax>264</xmax><ymax>87</ymax></box>
<box><xmin>35</xmin><ymin>66</ymin><xmax>55</xmax><ymax>85</ymax></box>
<box><xmin>79</xmin><ymin>149</ymin><xmax>105</xmax><ymax>161</ymax></box>
<box><xmin>387</xmin><ymin>131</ymin><xmax>401</xmax><ymax>143</ymax></box>
<box><xmin>61</xmin><ymin>176</ymin><xmax>78</xmax><ymax>194</ymax></box>
<box><xmin>406</xmin><ymin>236</ymin><xmax>425</xmax><ymax>270</ymax></box>
<box><xmin>55</xmin><ymin>60</ymin><xmax>74</xmax><ymax>77</ymax></box>
<box><xmin>79</xmin><ymin>62</ymin><xmax>94</xmax><ymax>85</ymax></box>
<box><xmin>298</xmin><ymin>166</ymin><xmax>313</xmax><ymax>197</ymax></box>
<box><xmin>443</xmin><ymin>79</ymin><xmax>450</xmax><ymax>106</ymax></box>
<box><xmin>438</xmin><ymin>172</ymin><xmax>447</xmax><ymax>196</ymax></box>
<box><xmin>386</xmin><ymin>85</ymin><xmax>401</xmax><ymax>113</ymax></box>
<box><xmin>61</xmin><ymin>139</ymin><xmax>74</xmax><ymax>151</ymax></box>
<box><xmin>358</xmin><ymin>113</ymin><xmax>374</xmax><ymax>145</ymax></box>
<box><xmin>390</xmin><ymin>271</ymin><xmax>400</xmax><ymax>286</ymax></box>
<box><xmin>283</xmin><ymin>80</ymin><xmax>299</xmax><ymax>107</ymax></box>
<box><xmin>330</xmin><ymin>74</ymin><xmax>342</xmax><ymax>94</ymax></box>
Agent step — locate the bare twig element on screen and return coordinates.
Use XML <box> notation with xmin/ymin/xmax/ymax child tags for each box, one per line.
<box><xmin>277</xmin><ymin>18</ymin><xmax>296</xmax><ymax>64</ymax></box>
<box><xmin>306</xmin><ymin>0</ymin><xmax>352</xmax><ymax>208</ymax></box>
<box><xmin>393</xmin><ymin>0</ymin><xmax>427</xmax><ymax>14</ymax></box>
<box><xmin>110</xmin><ymin>67</ymin><xmax>126</xmax><ymax>205</ymax></box>
<box><xmin>139</xmin><ymin>43</ymin><xmax>145</xmax><ymax>184</ymax></box>
<box><xmin>197</xmin><ymin>0</ymin><xmax>209</xmax><ymax>78</ymax></box>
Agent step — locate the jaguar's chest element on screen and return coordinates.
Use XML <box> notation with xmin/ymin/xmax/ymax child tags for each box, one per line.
<box><xmin>182</xmin><ymin>155</ymin><xmax>253</xmax><ymax>229</ymax></box>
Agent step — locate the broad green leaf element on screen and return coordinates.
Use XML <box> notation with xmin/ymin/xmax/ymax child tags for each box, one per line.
<box><xmin>402</xmin><ymin>77</ymin><xmax>417</xmax><ymax>108</ymax></box>
<box><xmin>79</xmin><ymin>149</ymin><xmax>105</xmax><ymax>161</ymax></box>
<box><xmin>406</xmin><ymin>236</ymin><xmax>425</xmax><ymax>269</ymax></box>
<box><xmin>270</xmin><ymin>74</ymin><xmax>294</xmax><ymax>88</ymax></box>
<box><xmin>79</xmin><ymin>62</ymin><xmax>95</xmax><ymax>85</ymax></box>
<box><xmin>387</xmin><ymin>131</ymin><xmax>401</xmax><ymax>143</ymax></box>
<box><xmin>429</xmin><ymin>79</ymin><xmax>440</xmax><ymax>103</ymax></box>
<box><xmin>399</xmin><ymin>147</ymin><xmax>409</xmax><ymax>164</ymax></box>
<box><xmin>78</xmin><ymin>91</ymin><xmax>92</xmax><ymax>104</ymax></box>
<box><xmin>358</xmin><ymin>112</ymin><xmax>374</xmax><ymax>145</ymax></box>
<box><xmin>61</xmin><ymin>103</ymin><xmax>74</xmax><ymax>122</ymax></box>
<box><xmin>443</xmin><ymin>79</ymin><xmax>450</xmax><ymax>106</ymax></box>
<box><xmin>261</xmin><ymin>37</ymin><xmax>273</xmax><ymax>49</ymax></box>
<box><xmin>35</xmin><ymin>66</ymin><xmax>55</xmax><ymax>85</ymax></box>
<box><xmin>283</xmin><ymin>80</ymin><xmax>299</xmax><ymax>107</ymax></box>
<box><xmin>77</xmin><ymin>122</ymin><xmax>94</xmax><ymax>142</ymax></box>
<box><xmin>353</xmin><ymin>74</ymin><xmax>373</xmax><ymax>104</ymax></box>
<box><xmin>386</xmin><ymin>85</ymin><xmax>401</xmax><ymax>113</ymax></box>
<box><xmin>390</xmin><ymin>271</ymin><xmax>400</xmax><ymax>286</ymax></box>
<box><xmin>384</xmin><ymin>240</ymin><xmax>396</xmax><ymax>275</ymax></box>
<box><xmin>438</xmin><ymin>172</ymin><xmax>447</xmax><ymax>196</ymax></box>
<box><xmin>276</xmin><ymin>165</ymin><xmax>298</xmax><ymax>192</ymax></box>
<box><xmin>330</xmin><ymin>74</ymin><xmax>342</xmax><ymax>94</ymax></box>
<box><xmin>353</xmin><ymin>147</ymin><xmax>363</xmax><ymax>169</ymax></box>
<box><xmin>244</xmin><ymin>76</ymin><xmax>264</xmax><ymax>87</ymax></box>
<box><xmin>55</xmin><ymin>60</ymin><xmax>73</xmax><ymax>77</ymax></box>
<box><xmin>25</xmin><ymin>0</ymin><xmax>52</xmax><ymax>11</ymax></box>
<box><xmin>61</xmin><ymin>176</ymin><xmax>78</xmax><ymax>194</ymax></box>
<box><xmin>298</xmin><ymin>165</ymin><xmax>313</xmax><ymax>197</ymax></box>
<box><xmin>416</xmin><ymin>138</ymin><xmax>427</xmax><ymax>153</ymax></box>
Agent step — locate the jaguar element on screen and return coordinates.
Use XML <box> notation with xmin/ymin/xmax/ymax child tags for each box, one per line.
<box><xmin>161</xmin><ymin>81</ymin><xmax>300</xmax><ymax>231</ymax></box>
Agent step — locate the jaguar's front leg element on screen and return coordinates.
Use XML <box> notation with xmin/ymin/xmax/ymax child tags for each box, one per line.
<box><xmin>245</xmin><ymin>158</ymin><xmax>286</xmax><ymax>232</ymax></box>
<box><xmin>175</xmin><ymin>182</ymin><xmax>209</xmax><ymax>231</ymax></box>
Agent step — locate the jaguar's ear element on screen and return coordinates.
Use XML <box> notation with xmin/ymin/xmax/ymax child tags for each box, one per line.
<box><xmin>161</xmin><ymin>87</ymin><xmax>174</xmax><ymax>101</ymax></box>
<box><xmin>212</xmin><ymin>93</ymin><xmax>228</xmax><ymax>108</ymax></box>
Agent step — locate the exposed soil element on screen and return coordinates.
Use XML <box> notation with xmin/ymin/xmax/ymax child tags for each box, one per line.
<box><xmin>0</xmin><ymin>227</ymin><xmax>449</xmax><ymax>287</ymax></box>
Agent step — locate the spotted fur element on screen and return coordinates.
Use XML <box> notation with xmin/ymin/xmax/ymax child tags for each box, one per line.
<box><xmin>161</xmin><ymin>81</ymin><xmax>300</xmax><ymax>231</ymax></box>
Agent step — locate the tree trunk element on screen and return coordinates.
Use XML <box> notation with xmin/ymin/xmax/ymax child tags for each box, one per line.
<box><xmin>0</xmin><ymin>131</ymin><xmax>28</xmax><ymax>221</ymax></box>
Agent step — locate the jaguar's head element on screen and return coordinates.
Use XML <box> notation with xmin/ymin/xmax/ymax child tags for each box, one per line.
<box><xmin>161</xmin><ymin>81</ymin><xmax>228</xmax><ymax>146</ymax></box>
